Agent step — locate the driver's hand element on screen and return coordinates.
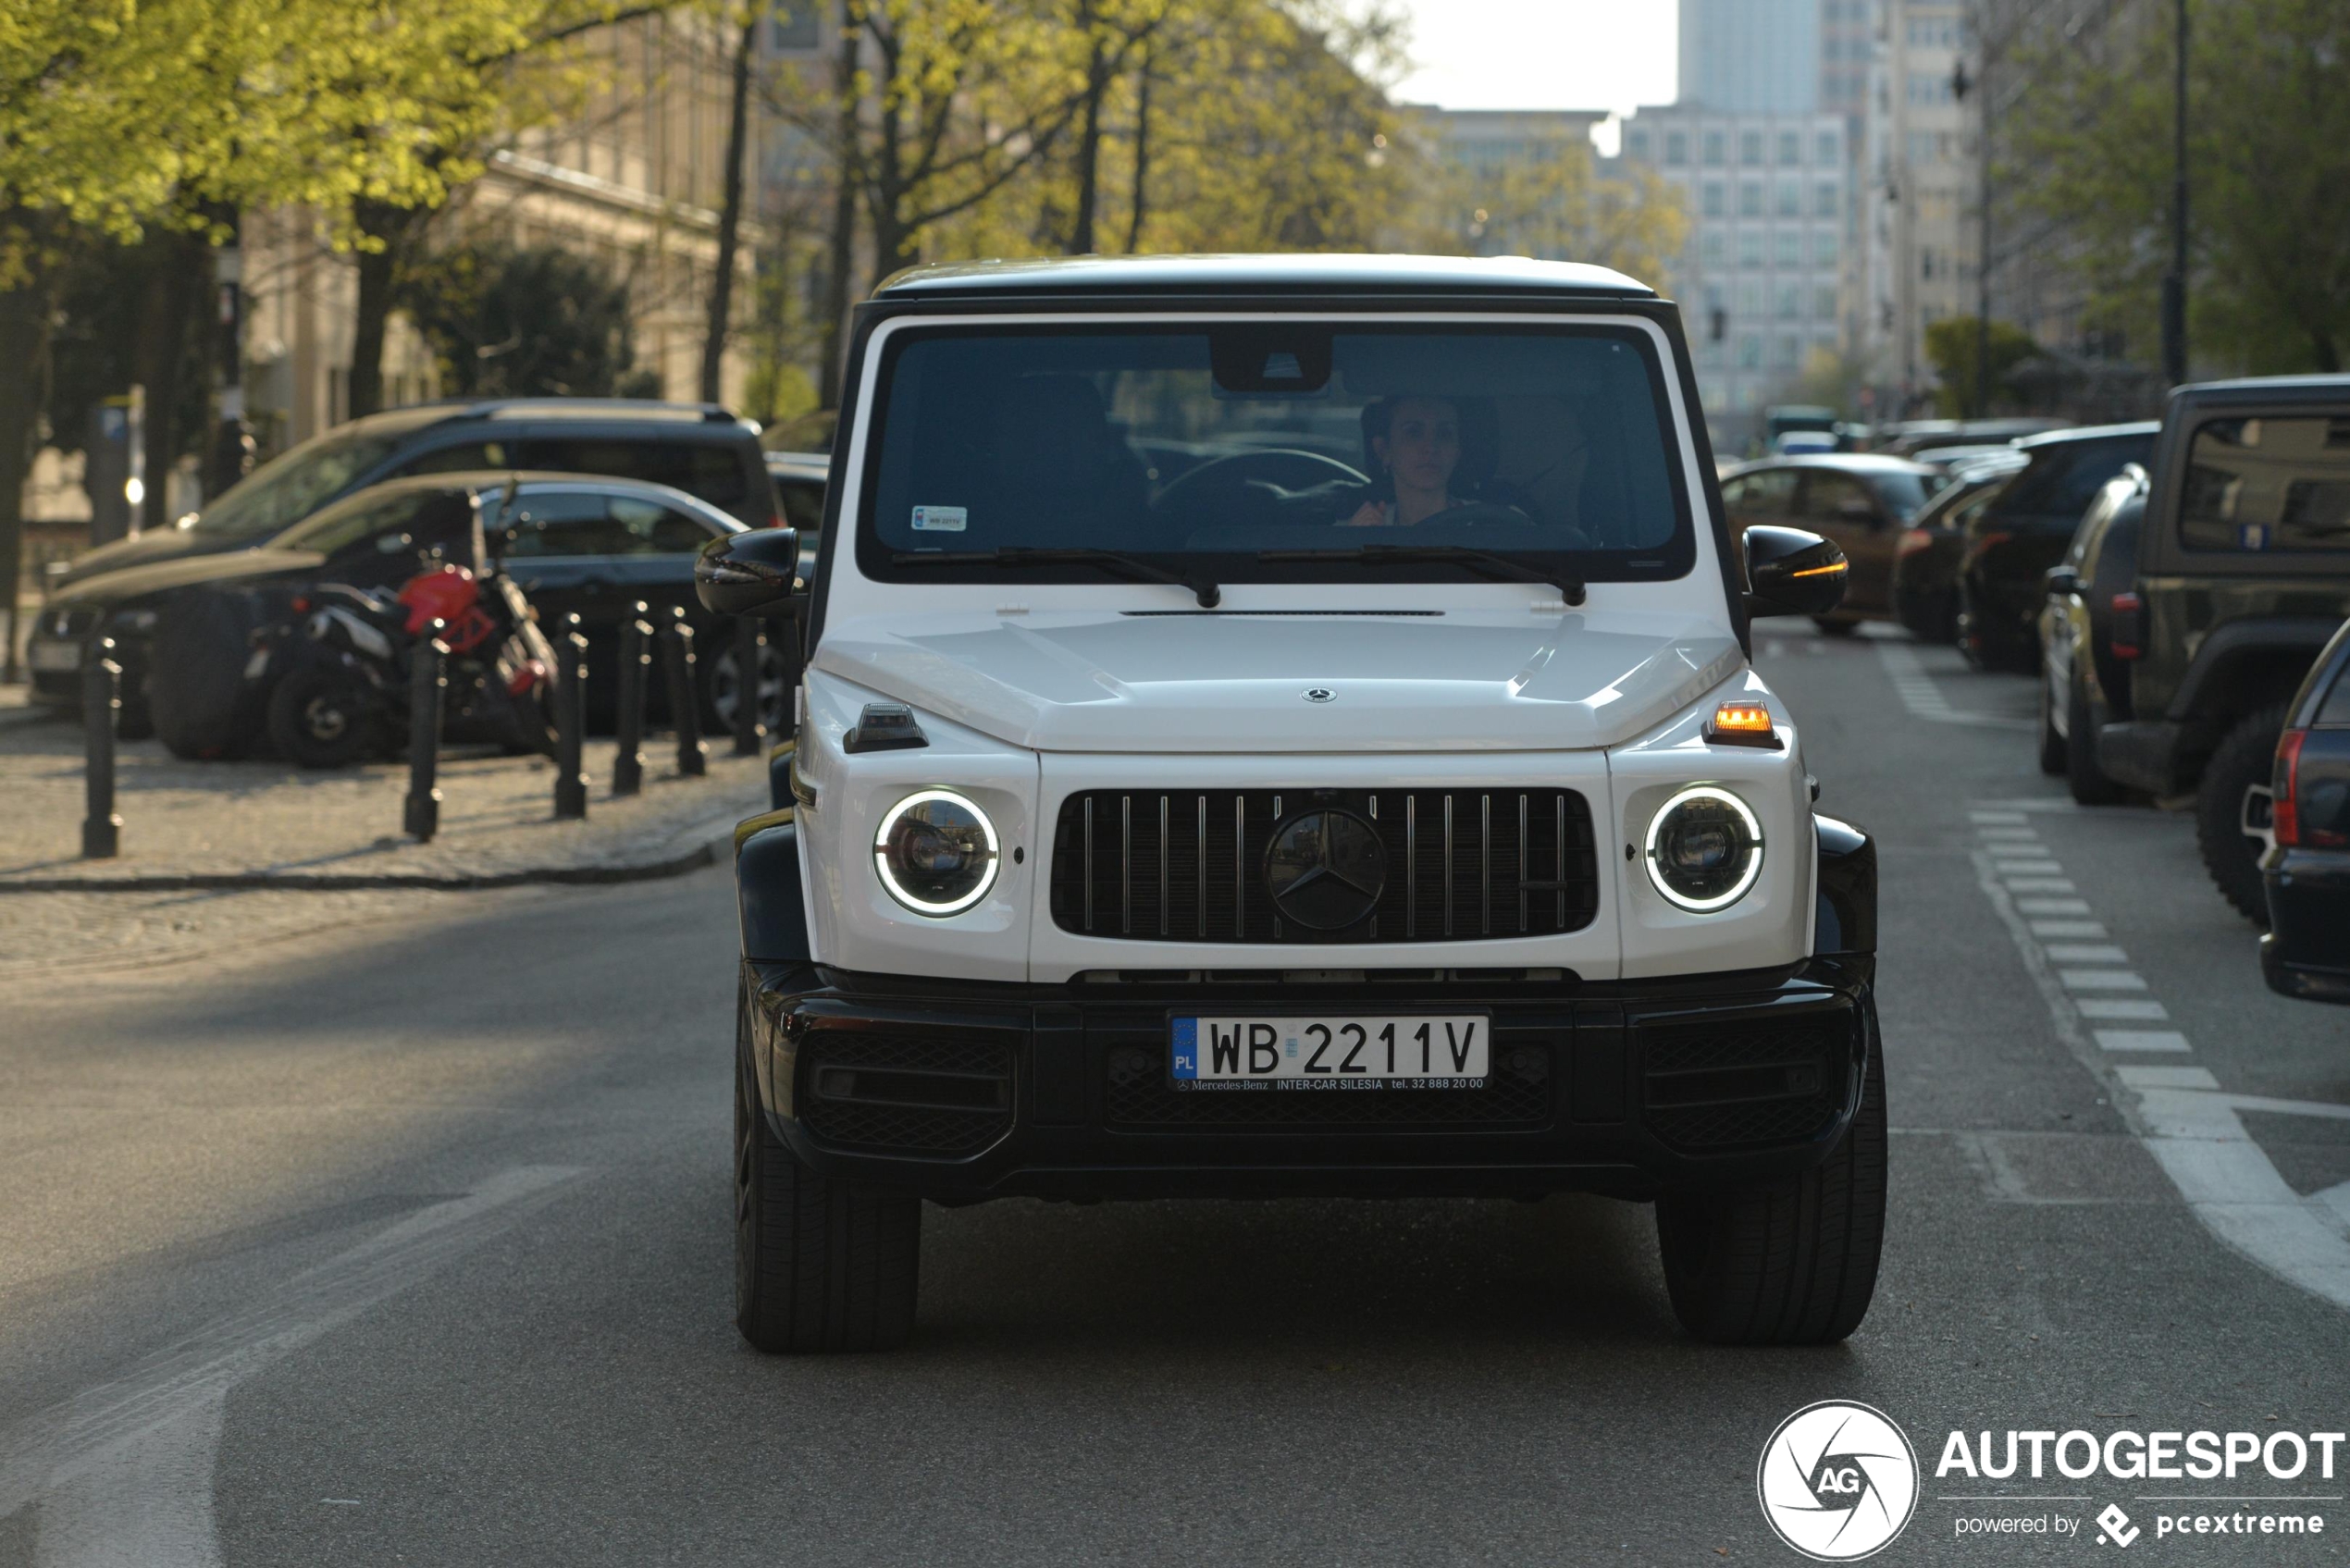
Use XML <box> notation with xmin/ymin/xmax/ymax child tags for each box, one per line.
<box><xmin>1342</xmin><ymin>500</ymin><xmax>1394</xmax><ymax>526</ymax></box>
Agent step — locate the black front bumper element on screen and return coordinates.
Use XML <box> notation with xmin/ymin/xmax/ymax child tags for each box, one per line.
<box><xmin>742</xmin><ymin>957</ymin><xmax>1875</xmax><ymax>1204</ymax></box>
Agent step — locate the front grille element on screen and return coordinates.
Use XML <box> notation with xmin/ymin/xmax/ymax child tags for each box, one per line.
<box><xmin>1638</xmin><ymin>1010</ymin><xmax>1849</xmax><ymax>1152</ymax></box>
<box><xmin>798</xmin><ymin>1033</ymin><xmax>1013</xmax><ymax>1156</ymax></box>
<box><xmin>1103</xmin><ymin>1036</ymin><xmax>1553</xmax><ymax>1130</ymax></box>
<box><xmin>1049</xmin><ymin>788</ymin><xmax>1599</xmax><ymax>945</ymax></box>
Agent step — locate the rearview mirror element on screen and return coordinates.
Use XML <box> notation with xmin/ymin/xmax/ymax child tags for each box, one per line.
<box><xmin>696</xmin><ymin>526</ymin><xmax>803</xmax><ymax>618</ymax></box>
<box><xmin>1742</xmin><ymin>525</ymin><xmax>1849</xmax><ymax>618</ymax></box>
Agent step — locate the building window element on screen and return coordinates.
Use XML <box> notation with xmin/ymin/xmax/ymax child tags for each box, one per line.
<box><xmin>1702</xmin><ymin>230</ymin><xmax>1727</xmax><ymax>266</ymax></box>
<box><xmin>1813</xmin><ymin>228</ymin><xmax>1839</xmax><ymax>266</ymax></box>
<box><xmin>1775</xmin><ymin>229</ymin><xmax>1802</xmax><ymax>266</ymax></box>
<box><xmin>1703</xmin><ymin>130</ymin><xmax>1725</xmax><ymax>166</ymax></box>
<box><xmin>1739</xmin><ymin>230</ymin><xmax>1764</xmax><ymax>268</ymax></box>
<box><xmin>1739</xmin><ymin>181</ymin><xmax>1764</xmax><ymax>216</ymax></box>
<box><xmin>1737</xmin><ymin>278</ymin><xmax>1764</xmax><ymax>316</ymax></box>
<box><xmin>1775</xmin><ymin>285</ymin><xmax>1801</xmax><ymax>320</ymax></box>
<box><xmin>1777</xmin><ymin>130</ymin><xmax>1800</xmax><ymax>166</ymax></box>
<box><xmin>1817</xmin><ymin>130</ymin><xmax>1840</xmax><ymax>164</ymax></box>
<box><xmin>1701</xmin><ymin>181</ymin><xmax>1725</xmax><ymax>217</ymax></box>
<box><xmin>1740</xmin><ymin>130</ymin><xmax>1763</xmax><ymax>166</ymax></box>
<box><xmin>1776</xmin><ymin>334</ymin><xmax>1802</xmax><ymax>368</ymax></box>
<box><xmin>1627</xmin><ymin>129</ymin><xmax>1651</xmax><ymax>160</ymax></box>
<box><xmin>1816</xmin><ymin>285</ymin><xmax>1840</xmax><ymax>320</ymax></box>
<box><xmin>1665</xmin><ymin>130</ymin><xmax>1688</xmax><ymax>165</ymax></box>
<box><xmin>1908</xmin><ymin>71</ymin><xmax>1954</xmax><ymax>105</ymax></box>
<box><xmin>1738</xmin><ymin>334</ymin><xmax>1763</xmax><ymax>369</ymax></box>
<box><xmin>1776</xmin><ymin>180</ymin><xmax>1802</xmax><ymax>217</ymax></box>
<box><xmin>1815</xmin><ymin>179</ymin><xmax>1838</xmax><ymax>217</ymax></box>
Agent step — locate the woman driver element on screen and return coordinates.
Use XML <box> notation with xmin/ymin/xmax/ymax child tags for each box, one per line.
<box><xmin>1343</xmin><ymin>396</ymin><xmax>1470</xmax><ymax>527</ymax></box>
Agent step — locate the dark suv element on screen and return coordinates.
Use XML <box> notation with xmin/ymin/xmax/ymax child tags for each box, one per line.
<box><xmin>29</xmin><ymin>399</ymin><xmax>777</xmax><ymax>730</ymax></box>
<box><xmin>1954</xmin><ymin>422</ymin><xmax>2158</xmax><ymax>671</ymax></box>
<box><xmin>2070</xmin><ymin>376</ymin><xmax>2350</xmax><ymax>919</ymax></box>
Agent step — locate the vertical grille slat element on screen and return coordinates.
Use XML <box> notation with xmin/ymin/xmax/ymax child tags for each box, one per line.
<box><xmin>1049</xmin><ymin>787</ymin><xmax>1598</xmax><ymax>945</ymax></box>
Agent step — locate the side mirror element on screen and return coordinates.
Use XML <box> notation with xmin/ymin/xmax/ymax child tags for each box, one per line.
<box><xmin>696</xmin><ymin>526</ymin><xmax>802</xmax><ymax>618</ymax></box>
<box><xmin>1742</xmin><ymin>525</ymin><xmax>1849</xmax><ymax>618</ymax></box>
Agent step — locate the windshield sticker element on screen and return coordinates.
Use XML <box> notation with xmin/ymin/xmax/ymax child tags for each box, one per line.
<box><xmin>911</xmin><ymin>505</ymin><xmax>968</xmax><ymax>533</ymax></box>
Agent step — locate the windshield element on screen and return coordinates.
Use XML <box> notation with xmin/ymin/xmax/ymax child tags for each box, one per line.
<box><xmin>1873</xmin><ymin>470</ymin><xmax>1932</xmax><ymax>522</ymax></box>
<box><xmin>190</xmin><ymin>427</ymin><xmax>398</xmax><ymax>538</ymax></box>
<box><xmin>857</xmin><ymin>323</ymin><xmax>1693</xmax><ymax>587</ymax></box>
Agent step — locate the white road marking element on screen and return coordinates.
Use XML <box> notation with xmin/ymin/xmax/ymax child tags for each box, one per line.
<box><xmin>1977</xmin><ymin>826</ymin><xmax>2044</xmax><ymax>841</ymax></box>
<box><xmin>0</xmin><ymin>1165</ymin><xmax>582</xmax><ymax>1567</ymax></box>
<box><xmin>2006</xmin><ymin>878</ymin><xmax>2079</xmax><ymax>894</ymax></box>
<box><xmin>2017</xmin><ymin>896</ymin><xmax>2093</xmax><ymax>915</ymax></box>
<box><xmin>1996</xmin><ymin>859</ymin><xmax>2067</xmax><ymax>875</ymax></box>
<box><xmin>1971</xmin><ymin>840</ymin><xmax>2350</xmax><ymax>1314</ymax></box>
<box><xmin>2030</xmin><ymin>920</ymin><xmax>2109</xmax><ymax>939</ymax></box>
<box><xmin>2078</xmin><ymin>998</ymin><xmax>2170</xmax><ymax>1020</ymax></box>
<box><xmin>2061</xmin><ymin>969</ymin><xmax>2149</xmax><ymax>991</ymax></box>
<box><xmin>2096</xmin><ymin>1030</ymin><xmax>2195</xmax><ymax>1054</ymax></box>
<box><xmin>2045</xmin><ymin>945</ymin><xmax>2131</xmax><ymax>965</ymax></box>
<box><xmin>1971</xmin><ymin>810</ymin><xmax>2031</xmax><ymax>824</ymax></box>
<box><xmin>1879</xmin><ymin>641</ymin><xmax>2037</xmax><ymax>728</ymax></box>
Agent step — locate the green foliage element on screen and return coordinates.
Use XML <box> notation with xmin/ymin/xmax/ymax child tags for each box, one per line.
<box><xmin>398</xmin><ymin>240</ymin><xmax>660</xmax><ymax>399</ymax></box>
<box><xmin>1924</xmin><ymin>316</ymin><xmax>2040</xmax><ymax>417</ymax></box>
<box><xmin>2004</xmin><ymin>0</ymin><xmax>2350</xmax><ymax>374</ymax></box>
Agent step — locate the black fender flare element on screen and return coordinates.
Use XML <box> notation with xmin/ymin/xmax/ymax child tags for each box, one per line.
<box><xmin>736</xmin><ymin>812</ymin><xmax>810</xmax><ymax>963</ymax></box>
<box><xmin>2167</xmin><ymin>617</ymin><xmax>2344</xmax><ymax>722</ymax></box>
<box><xmin>1813</xmin><ymin>813</ymin><xmax>1876</xmax><ymax>957</ymax></box>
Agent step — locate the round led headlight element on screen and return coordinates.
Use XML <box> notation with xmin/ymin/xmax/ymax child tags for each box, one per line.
<box><xmin>1644</xmin><ymin>785</ymin><xmax>1764</xmax><ymax>912</ymax></box>
<box><xmin>873</xmin><ymin>789</ymin><xmax>999</xmax><ymax>916</ymax></box>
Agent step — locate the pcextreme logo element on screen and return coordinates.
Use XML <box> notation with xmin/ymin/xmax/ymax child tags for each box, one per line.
<box><xmin>1758</xmin><ymin>1401</ymin><xmax>1922</xmax><ymax>1562</ymax></box>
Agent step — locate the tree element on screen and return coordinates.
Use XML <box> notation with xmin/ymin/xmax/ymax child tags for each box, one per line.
<box><xmin>1924</xmin><ymin>316</ymin><xmax>2040</xmax><ymax>417</ymax></box>
<box><xmin>399</xmin><ymin>239</ymin><xmax>662</xmax><ymax>399</ymax></box>
<box><xmin>2004</xmin><ymin>0</ymin><xmax>2350</xmax><ymax>374</ymax></box>
<box><xmin>701</xmin><ymin>4</ymin><xmax>766</xmax><ymax>402</ymax></box>
<box><xmin>1408</xmin><ymin>128</ymin><xmax>1688</xmax><ymax>286</ymax></box>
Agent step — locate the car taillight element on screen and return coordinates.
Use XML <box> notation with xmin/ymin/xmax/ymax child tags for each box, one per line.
<box><xmin>2109</xmin><ymin>590</ymin><xmax>2142</xmax><ymax>659</ymax></box>
<box><xmin>2272</xmin><ymin>729</ymin><xmax>2306</xmax><ymax>847</ymax></box>
<box><xmin>1897</xmin><ymin>528</ymin><xmax>1934</xmax><ymax>557</ymax></box>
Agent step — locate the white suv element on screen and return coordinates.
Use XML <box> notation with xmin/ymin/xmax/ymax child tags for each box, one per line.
<box><xmin>699</xmin><ymin>255</ymin><xmax>1883</xmax><ymax>1352</ymax></box>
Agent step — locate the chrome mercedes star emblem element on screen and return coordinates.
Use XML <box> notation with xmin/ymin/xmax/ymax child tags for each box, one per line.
<box><xmin>1264</xmin><ymin>809</ymin><xmax>1387</xmax><ymax>930</ymax></box>
<box><xmin>1301</xmin><ymin>686</ymin><xmax>1335</xmax><ymax>703</ymax></box>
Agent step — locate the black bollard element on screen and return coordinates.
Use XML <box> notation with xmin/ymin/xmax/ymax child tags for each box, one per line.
<box><xmin>613</xmin><ymin>602</ymin><xmax>650</xmax><ymax>797</ymax></box>
<box><xmin>554</xmin><ymin>612</ymin><xmax>589</xmax><ymax>819</ymax></box>
<box><xmin>80</xmin><ymin>636</ymin><xmax>121</xmax><ymax>859</ymax></box>
<box><xmin>661</xmin><ymin>607</ymin><xmax>707</xmax><ymax>778</ymax></box>
<box><xmin>403</xmin><ymin>620</ymin><xmax>447</xmax><ymax>842</ymax></box>
<box><xmin>730</xmin><ymin>616</ymin><xmax>765</xmax><ymax>757</ymax></box>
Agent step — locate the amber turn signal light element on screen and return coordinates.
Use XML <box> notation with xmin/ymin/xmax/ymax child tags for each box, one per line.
<box><xmin>1704</xmin><ymin>700</ymin><xmax>1781</xmax><ymax>748</ymax></box>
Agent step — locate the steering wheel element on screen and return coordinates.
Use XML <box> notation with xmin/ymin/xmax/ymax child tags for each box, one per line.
<box><xmin>1151</xmin><ymin>448</ymin><xmax>1369</xmax><ymax>516</ymax></box>
<box><xmin>1427</xmin><ymin>500</ymin><xmax>1536</xmax><ymax>529</ymax></box>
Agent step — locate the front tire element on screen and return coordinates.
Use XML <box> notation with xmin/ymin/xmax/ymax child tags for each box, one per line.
<box><xmin>266</xmin><ymin>667</ymin><xmax>377</xmax><ymax>769</ymax></box>
<box><xmin>736</xmin><ymin>982</ymin><xmax>921</xmax><ymax>1353</ymax></box>
<box><xmin>1812</xmin><ymin>616</ymin><xmax>1861</xmax><ymax>637</ymax></box>
<box><xmin>2195</xmin><ymin>702</ymin><xmax>2286</xmax><ymax>925</ymax></box>
<box><xmin>1655</xmin><ymin>997</ymin><xmax>1887</xmax><ymax>1346</ymax></box>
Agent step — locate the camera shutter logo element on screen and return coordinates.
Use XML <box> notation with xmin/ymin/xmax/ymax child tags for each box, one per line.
<box><xmin>1756</xmin><ymin>1401</ymin><xmax>1919</xmax><ymax>1562</ymax></box>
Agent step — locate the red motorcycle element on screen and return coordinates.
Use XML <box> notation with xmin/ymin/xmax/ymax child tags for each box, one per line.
<box><xmin>265</xmin><ymin>563</ymin><xmax>557</xmax><ymax>768</ymax></box>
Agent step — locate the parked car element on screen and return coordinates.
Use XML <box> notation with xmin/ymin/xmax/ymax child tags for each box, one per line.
<box><xmin>2061</xmin><ymin>376</ymin><xmax>2350</xmax><ymax>921</ymax></box>
<box><xmin>2036</xmin><ymin>466</ymin><xmax>2147</xmax><ymax>802</ymax></box>
<box><xmin>710</xmin><ymin>253</ymin><xmax>1886</xmax><ymax>1353</ymax></box>
<box><xmin>1890</xmin><ymin>451</ymin><xmax>2028</xmax><ymax>642</ymax></box>
<box><xmin>28</xmin><ymin>399</ymin><xmax>779</xmax><ymax>733</ymax></box>
<box><xmin>1720</xmin><ymin>453</ymin><xmax>1938</xmax><ymax>630</ymax></box>
<box><xmin>1874</xmin><ymin>416</ymin><xmax>2069</xmax><ymax>458</ymax></box>
<box><xmin>31</xmin><ymin>473</ymin><xmax>791</xmax><ymax>748</ymax></box>
<box><xmin>2262</xmin><ymin>616</ymin><xmax>2350</xmax><ymax>1003</ymax></box>
<box><xmin>765</xmin><ymin>451</ymin><xmax>829</xmax><ymax>536</ymax></box>
<box><xmin>1953</xmin><ymin>421</ymin><xmax>2158</xmax><ymax>671</ymax></box>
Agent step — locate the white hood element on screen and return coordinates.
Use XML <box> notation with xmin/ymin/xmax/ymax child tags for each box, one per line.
<box><xmin>810</xmin><ymin>609</ymin><xmax>1746</xmax><ymax>753</ymax></box>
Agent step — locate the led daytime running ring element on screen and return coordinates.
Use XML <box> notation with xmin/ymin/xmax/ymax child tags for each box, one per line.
<box><xmin>873</xmin><ymin>788</ymin><xmax>1000</xmax><ymax>916</ymax></box>
<box><xmin>1643</xmin><ymin>784</ymin><xmax>1764</xmax><ymax>912</ymax></box>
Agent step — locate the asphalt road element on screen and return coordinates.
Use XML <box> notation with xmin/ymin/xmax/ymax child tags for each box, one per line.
<box><xmin>4</xmin><ymin>623</ymin><xmax>2347</xmax><ymax>1566</ymax></box>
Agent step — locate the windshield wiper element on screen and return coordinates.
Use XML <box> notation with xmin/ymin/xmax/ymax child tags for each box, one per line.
<box><xmin>1256</xmin><ymin>545</ymin><xmax>1587</xmax><ymax>606</ymax></box>
<box><xmin>892</xmin><ymin>547</ymin><xmax>1220</xmax><ymax>609</ymax></box>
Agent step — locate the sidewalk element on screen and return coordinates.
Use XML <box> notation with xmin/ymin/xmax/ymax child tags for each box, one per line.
<box><xmin>0</xmin><ymin>719</ymin><xmax>773</xmax><ymax>890</ymax></box>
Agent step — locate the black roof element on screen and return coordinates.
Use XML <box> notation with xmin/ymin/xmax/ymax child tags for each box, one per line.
<box><xmin>335</xmin><ymin>398</ymin><xmax>755</xmax><ymax>440</ymax></box>
<box><xmin>872</xmin><ymin>253</ymin><xmax>1657</xmax><ymax>301</ymax></box>
<box><xmin>2174</xmin><ymin>374</ymin><xmax>2350</xmax><ymax>403</ymax></box>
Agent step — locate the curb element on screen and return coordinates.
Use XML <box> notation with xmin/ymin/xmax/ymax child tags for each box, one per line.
<box><xmin>0</xmin><ymin>811</ymin><xmax>749</xmax><ymax>895</ymax></box>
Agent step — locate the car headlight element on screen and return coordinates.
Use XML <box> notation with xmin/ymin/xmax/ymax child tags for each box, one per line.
<box><xmin>1644</xmin><ymin>785</ymin><xmax>1764</xmax><ymax>912</ymax></box>
<box><xmin>874</xmin><ymin>789</ymin><xmax>999</xmax><ymax>916</ymax></box>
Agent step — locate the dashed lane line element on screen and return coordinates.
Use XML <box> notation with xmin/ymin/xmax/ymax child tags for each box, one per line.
<box><xmin>1878</xmin><ymin>641</ymin><xmax>2036</xmax><ymax>729</ymax></box>
<box><xmin>1967</xmin><ymin>812</ymin><xmax>2350</xmax><ymax>1312</ymax></box>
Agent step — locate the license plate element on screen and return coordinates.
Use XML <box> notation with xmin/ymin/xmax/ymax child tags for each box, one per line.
<box><xmin>29</xmin><ymin>641</ymin><xmax>80</xmax><ymax>672</ymax></box>
<box><xmin>1170</xmin><ymin>1014</ymin><xmax>1489</xmax><ymax>1089</ymax></box>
